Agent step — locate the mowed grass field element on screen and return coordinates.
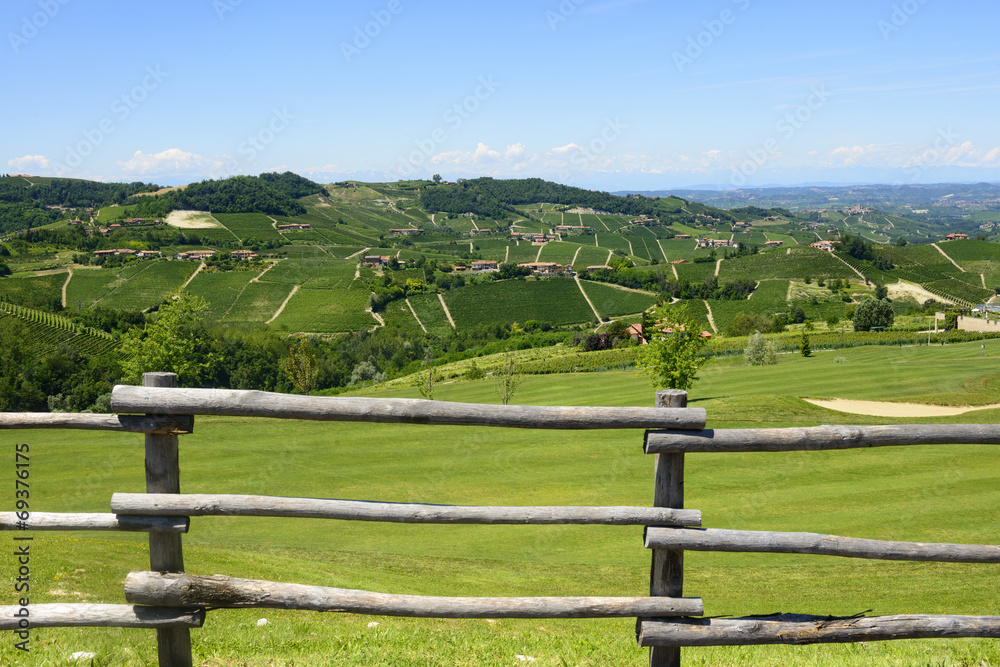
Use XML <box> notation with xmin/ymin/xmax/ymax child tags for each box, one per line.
<box><xmin>6</xmin><ymin>340</ymin><xmax>1000</xmax><ymax>665</ymax></box>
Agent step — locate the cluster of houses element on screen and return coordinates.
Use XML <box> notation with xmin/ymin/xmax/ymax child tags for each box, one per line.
<box><xmin>625</xmin><ymin>323</ymin><xmax>712</xmax><ymax>344</ymax></box>
<box><xmin>943</xmin><ymin>233</ymin><xmax>969</xmax><ymax>241</ymax></box>
<box><xmin>553</xmin><ymin>225</ymin><xmax>591</xmax><ymax>233</ymax></box>
<box><xmin>277</xmin><ymin>223</ymin><xmax>310</xmax><ymax>231</ymax></box>
<box><xmin>93</xmin><ymin>249</ymin><xmax>162</xmax><ymax>259</ymax></box>
<box><xmin>810</xmin><ymin>241</ymin><xmax>834</xmax><ymax>252</ymax></box>
<box><xmin>510</xmin><ymin>231</ymin><xmax>557</xmax><ymax>244</ymax></box>
<box><xmin>697</xmin><ymin>238</ymin><xmax>737</xmax><ymax>249</ymax></box>
<box><xmin>389</xmin><ymin>228</ymin><xmax>423</xmax><ymax>235</ymax></box>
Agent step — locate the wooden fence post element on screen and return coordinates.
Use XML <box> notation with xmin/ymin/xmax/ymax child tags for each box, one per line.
<box><xmin>649</xmin><ymin>389</ymin><xmax>686</xmax><ymax>667</ymax></box>
<box><xmin>143</xmin><ymin>372</ymin><xmax>193</xmax><ymax>667</ymax></box>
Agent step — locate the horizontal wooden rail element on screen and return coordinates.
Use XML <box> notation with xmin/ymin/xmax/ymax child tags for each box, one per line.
<box><xmin>645</xmin><ymin>424</ymin><xmax>1000</xmax><ymax>453</ymax></box>
<box><xmin>112</xmin><ymin>494</ymin><xmax>701</xmax><ymax>526</ymax></box>
<box><xmin>112</xmin><ymin>386</ymin><xmax>707</xmax><ymax>430</ymax></box>
<box><xmin>0</xmin><ymin>412</ymin><xmax>193</xmax><ymax>435</ymax></box>
<box><xmin>0</xmin><ymin>604</ymin><xmax>204</xmax><ymax>629</ymax></box>
<box><xmin>645</xmin><ymin>527</ymin><xmax>1000</xmax><ymax>562</ymax></box>
<box><xmin>637</xmin><ymin>614</ymin><xmax>1000</xmax><ymax>646</ymax></box>
<box><xmin>1</xmin><ymin>513</ymin><xmax>188</xmax><ymax>532</ymax></box>
<box><xmin>125</xmin><ymin>572</ymin><xmax>704</xmax><ymax>619</ymax></box>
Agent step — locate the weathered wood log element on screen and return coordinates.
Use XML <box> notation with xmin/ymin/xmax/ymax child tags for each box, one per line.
<box><xmin>637</xmin><ymin>614</ymin><xmax>1000</xmax><ymax>646</ymax></box>
<box><xmin>125</xmin><ymin>572</ymin><xmax>704</xmax><ymax>619</ymax></box>
<box><xmin>142</xmin><ymin>373</ymin><xmax>192</xmax><ymax>667</ymax></box>
<box><xmin>645</xmin><ymin>424</ymin><xmax>1000</xmax><ymax>454</ymax></box>
<box><xmin>0</xmin><ymin>512</ymin><xmax>188</xmax><ymax>532</ymax></box>
<box><xmin>112</xmin><ymin>385</ymin><xmax>707</xmax><ymax>430</ymax></box>
<box><xmin>0</xmin><ymin>604</ymin><xmax>204</xmax><ymax>629</ymax></box>
<box><xmin>0</xmin><ymin>412</ymin><xmax>192</xmax><ymax>434</ymax></box>
<box><xmin>111</xmin><ymin>493</ymin><xmax>702</xmax><ymax>526</ymax></box>
<box><xmin>645</xmin><ymin>528</ymin><xmax>1000</xmax><ymax>562</ymax></box>
<box><xmin>649</xmin><ymin>390</ymin><xmax>686</xmax><ymax>667</ymax></box>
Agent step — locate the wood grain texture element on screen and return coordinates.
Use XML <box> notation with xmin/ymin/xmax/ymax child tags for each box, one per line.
<box><xmin>0</xmin><ymin>512</ymin><xmax>187</xmax><ymax>532</ymax></box>
<box><xmin>112</xmin><ymin>385</ymin><xmax>707</xmax><ymax>430</ymax></box>
<box><xmin>649</xmin><ymin>390</ymin><xmax>686</xmax><ymax>667</ymax></box>
<box><xmin>638</xmin><ymin>614</ymin><xmax>1000</xmax><ymax>646</ymax></box>
<box><xmin>125</xmin><ymin>572</ymin><xmax>704</xmax><ymax>619</ymax></box>
<box><xmin>645</xmin><ymin>424</ymin><xmax>1000</xmax><ymax>454</ymax></box>
<box><xmin>0</xmin><ymin>604</ymin><xmax>203</xmax><ymax>629</ymax></box>
<box><xmin>0</xmin><ymin>412</ymin><xmax>192</xmax><ymax>434</ymax></box>
<box><xmin>111</xmin><ymin>493</ymin><xmax>701</xmax><ymax>526</ymax></box>
<box><xmin>645</xmin><ymin>528</ymin><xmax>1000</xmax><ymax>562</ymax></box>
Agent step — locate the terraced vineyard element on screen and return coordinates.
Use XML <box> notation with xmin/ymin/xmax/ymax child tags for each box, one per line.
<box><xmin>0</xmin><ymin>272</ymin><xmax>65</xmax><ymax>307</ymax></box>
<box><xmin>97</xmin><ymin>261</ymin><xmax>197</xmax><ymax>311</ymax></box>
<box><xmin>577</xmin><ymin>281</ymin><xmax>656</xmax><ymax>319</ymax></box>
<box><xmin>214</xmin><ymin>213</ymin><xmax>283</xmax><ymax>242</ymax></box>
<box><xmin>269</xmin><ymin>286</ymin><xmax>375</xmax><ymax>333</ymax></box>
<box><xmin>445</xmin><ymin>278</ymin><xmax>594</xmax><ymax>328</ymax></box>
<box><xmin>0</xmin><ymin>302</ymin><xmax>117</xmax><ymax>356</ymax></box>
<box><xmin>184</xmin><ymin>271</ymin><xmax>257</xmax><ymax>321</ymax></box>
<box><xmin>221</xmin><ymin>282</ymin><xmax>295</xmax><ymax>324</ymax></box>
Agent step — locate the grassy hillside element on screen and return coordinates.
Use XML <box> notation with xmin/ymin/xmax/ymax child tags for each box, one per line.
<box><xmin>6</xmin><ymin>339</ymin><xmax>1000</xmax><ymax>665</ymax></box>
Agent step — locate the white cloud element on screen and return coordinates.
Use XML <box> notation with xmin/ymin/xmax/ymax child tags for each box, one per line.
<box><xmin>118</xmin><ymin>148</ymin><xmax>229</xmax><ymax>178</ymax></box>
<box><xmin>549</xmin><ymin>143</ymin><xmax>582</xmax><ymax>155</ymax></box>
<box><xmin>8</xmin><ymin>155</ymin><xmax>51</xmax><ymax>172</ymax></box>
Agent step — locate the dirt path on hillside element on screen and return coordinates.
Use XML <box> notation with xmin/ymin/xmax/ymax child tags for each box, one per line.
<box><xmin>657</xmin><ymin>239</ymin><xmax>668</xmax><ymax>263</ymax></box>
<box><xmin>367</xmin><ymin>308</ymin><xmax>385</xmax><ymax>331</ymax></box>
<box><xmin>671</xmin><ymin>263</ymin><xmax>679</xmax><ymax>279</ymax></box>
<box><xmin>61</xmin><ymin>269</ymin><xmax>72</xmax><ymax>308</ymax></box>
<box><xmin>571</xmin><ymin>246</ymin><xmax>582</xmax><ymax>268</ymax></box>
<box><xmin>251</xmin><ymin>261</ymin><xmax>278</xmax><ymax>283</ymax></box>
<box><xmin>181</xmin><ymin>262</ymin><xmax>205</xmax><ymax>290</ymax></box>
<box><xmin>983</xmin><ymin>273</ymin><xmax>988</xmax><ymax>289</ymax></box>
<box><xmin>438</xmin><ymin>293</ymin><xmax>456</xmax><ymax>330</ymax></box>
<box><xmin>267</xmin><ymin>285</ymin><xmax>299</xmax><ymax>324</ymax></box>
<box><xmin>406</xmin><ymin>298</ymin><xmax>427</xmax><ymax>333</ymax></box>
<box><xmin>931</xmin><ymin>243</ymin><xmax>965</xmax><ymax>272</ymax></box>
<box><xmin>804</xmin><ymin>398</ymin><xmax>1000</xmax><ymax>417</ymax></box>
<box><xmin>703</xmin><ymin>300</ymin><xmax>717</xmax><ymax>333</ymax></box>
<box><xmin>504</xmin><ymin>245</ymin><xmax>509</xmax><ymax>263</ymax></box>
<box><xmin>715</xmin><ymin>259</ymin><xmax>722</xmax><ymax>277</ymax></box>
<box><xmin>575</xmin><ymin>276</ymin><xmax>603</xmax><ymax>325</ymax></box>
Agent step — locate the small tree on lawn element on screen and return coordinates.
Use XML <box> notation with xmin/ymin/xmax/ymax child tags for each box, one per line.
<box><xmin>495</xmin><ymin>350</ymin><xmax>522</xmax><ymax>405</ymax></box>
<box><xmin>800</xmin><ymin>332</ymin><xmax>812</xmax><ymax>357</ymax></box>
<box><xmin>280</xmin><ymin>337</ymin><xmax>317</xmax><ymax>395</ymax></box>
<box><xmin>418</xmin><ymin>348</ymin><xmax>436</xmax><ymax>400</ymax></box>
<box><xmin>744</xmin><ymin>331</ymin><xmax>778</xmax><ymax>366</ymax></box>
<box><xmin>638</xmin><ymin>304</ymin><xmax>710</xmax><ymax>391</ymax></box>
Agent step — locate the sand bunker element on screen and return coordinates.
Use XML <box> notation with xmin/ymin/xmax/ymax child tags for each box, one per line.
<box><xmin>165</xmin><ymin>210</ymin><xmax>220</xmax><ymax>229</ymax></box>
<box><xmin>804</xmin><ymin>398</ymin><xmax>1000</xmax><ymax>417</ymax></box>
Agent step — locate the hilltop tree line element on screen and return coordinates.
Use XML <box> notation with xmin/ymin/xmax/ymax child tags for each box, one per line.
<box><xmin>420</xmin><ymin>177</ymin><xmax>685</xmax><ymax>220</ymax></box>
<box><xmin>0</xmin><ymin>172</ymin><xmax>326</xmax><ymax>234</ymax></box>
<box><xmin>836</xmin><ymin>233</ymin><xmax>895</xmax><ymax>271</ymax></box>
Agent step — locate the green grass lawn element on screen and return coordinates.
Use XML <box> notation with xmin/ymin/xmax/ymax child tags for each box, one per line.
<box><xmin>5</xmin><ymin>341</ymin><xmax>1000</xmax><ymax>665</ymax></box>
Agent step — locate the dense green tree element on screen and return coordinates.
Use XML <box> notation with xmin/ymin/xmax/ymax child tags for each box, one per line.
<box><xmin>744</xmin><ymin>332</ymin><xmax>778</xmax><ymax>366</ymax></box>
<box><xmin>852</xmin><ymin>297</ymin><xmax>894</xmax><ymax>331</ymax></box>
<box><xmin>637</xmin><ymin>305</ymin><xmax>710</xmax><ymax>392</ymax></box>
<box><xmin>118</xmin><ymin>293</ymin><xmax>216</xmax><ymax>385</ymax></box>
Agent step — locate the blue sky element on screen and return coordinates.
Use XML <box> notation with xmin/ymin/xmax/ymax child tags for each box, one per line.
<box><xmin>3</xmin><ymin>0</ymin><xmax>999</xmax><ymax>189</ymax></box>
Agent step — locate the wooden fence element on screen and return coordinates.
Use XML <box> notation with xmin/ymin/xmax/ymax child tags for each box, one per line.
<box><xmin>3</xmin><ymin>375</ymin><xmax>1000</xmax><ymax>666</ymax></box>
